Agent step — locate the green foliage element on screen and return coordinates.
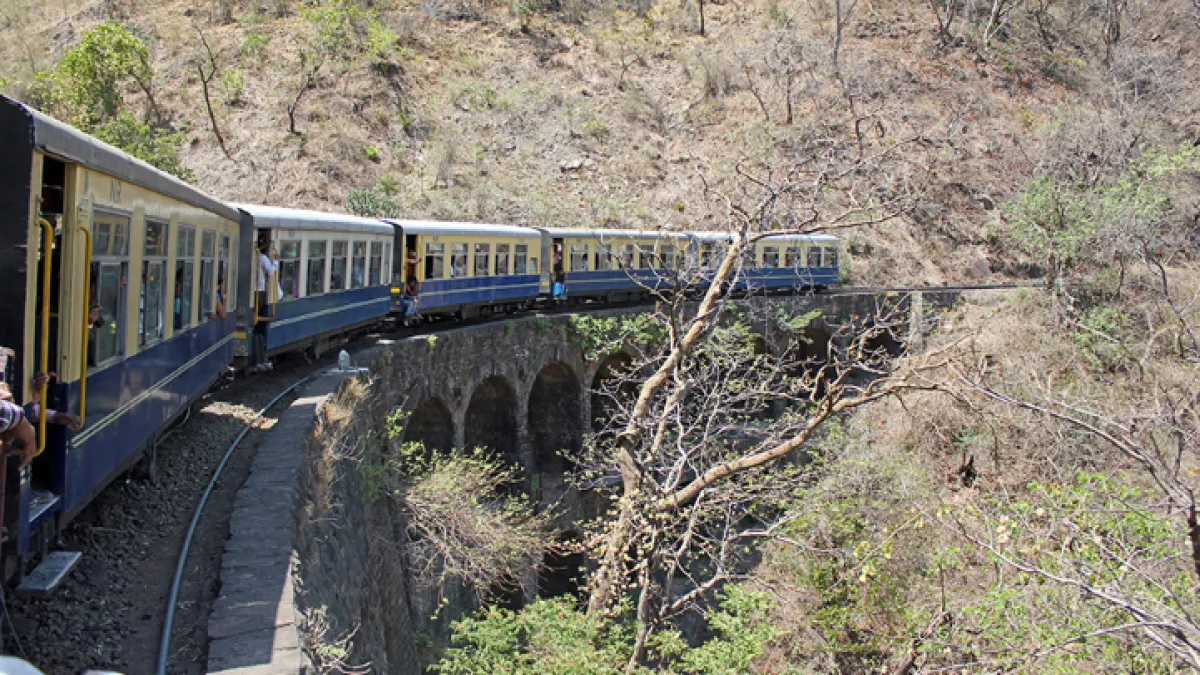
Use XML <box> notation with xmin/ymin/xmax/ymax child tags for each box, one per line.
<box><xmin>220</xmin><ymin>67</ymin><xmax>246</xmax><ymax>105</ymax></box>
<box><xmin>954</xmin><ymin>472</ymin><xmax>1187</xmax><ymax>672</ymax></box>
<box><xmin>533</xmin><ymin>316</ymin><xmax>553</xmax><ymax>332</ymax></box>
<box><xmin>1004</xmin><ymin>144</ymin><xmax>1200</xmax><ymax>281</ymax></box>
<box><xmin>436</xmin><ymin>587</ymin><xmax>782</xmax><ymax>674</ymax></box>
<box><xmin>436</xmin><ymin>597</ymin><xmax>631</xmax><ymax>674</ymax></box>
<box><xmin>93</xmin><ymin>111</ymin><xmax>193</xmax><ymax>181</ymax></box>
<box><xmin>375</xmin><ymin>173</ymin><xmax>400</xmax><ymax>195</ymax></box>
<box><xmin>30</xmin><ymin>22</ymin><xmax>153</xmax><ymax>128</ymax></box>
<box><xmin>300</xmin><ymin>0</ymin><xmax>409</xmax><ymax>67</ymax></box>
<box><xmin>1070</xmin><ymin>304</ymin><xmax>1131</xmax><ymax>372</ymax></box>
<box><xmin>767</xmin><ymin>431</ymin><xmax>935</xmax><ymax>667</ymax></box>
<box><xmin>28</xmin><ymin>22</ymin><xmax>192</xmax><ymax>179</ymax></box>
<box><xmin>1002</xmin><ymin>176</ymin><xmax>1091</xmax><ymax>275</ymax></box>
<box><xmin>567</xmin><ymin>314</ymin><xmax>666</xmax><ymax>360</ymax></box>
<box><xmin>346</xmin><ymin>187</ymin><xmax>399</xmax><ymax>217</ymax></box>
<box><xmin>837</xmin><ymin>247</ymin><xmax>852</xmax><ymax>285</ymax></box>
<box><xmin>774</xmin><ymin>308</ymin><xmax>822</xmax><ymax>335</ymax></box>
<box><xmin>674</xmin><ymin>587</ymin><xmax>786</xmax><ymax>672</ymax></box>
<box><xmin>240</xmin><ymin>29</ymin><xmax>270</xmax><ymax>64</ymax></box>
<box><xmin>366</xmin><ymin>145</ymin><xmax>381</xmax><ymax>162</ymax></box>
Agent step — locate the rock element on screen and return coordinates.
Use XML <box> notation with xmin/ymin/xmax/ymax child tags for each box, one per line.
<box><xmin>966</xmin><ymin>257</ymin><xmax>992</xmax><ymax>280</ymax></box>
<box><xmin>560</xmin><ymin>158</ymin><xmax>585</xmax><ymax>172</ymax></box>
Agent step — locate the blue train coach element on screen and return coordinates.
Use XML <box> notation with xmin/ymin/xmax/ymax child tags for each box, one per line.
<box><xmin>236</xmin><ymin>205</ymin><xmax>396</xmax><ymax>362</ymax></box>
<box><xmin>0</xmin><ymin>96</ymin><xmax>245</xmax><ymax>587</ymax></box>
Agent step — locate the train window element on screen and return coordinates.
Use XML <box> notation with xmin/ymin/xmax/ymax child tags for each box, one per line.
<box><xmin>762</xmin><ymin>246</ymin><xmax>779</xmax><ymax>268</ymax></box>
<box><xmin>176</xmin><ymin>226</ymin><xmax>196</xmax><ymax>332</ymax></box>
<box><xmin>279</xmin><ymin>240</ymin><xmax>301</xmax><ymax>301</ymax></box>
<box><xmin>90</xmin><ymin>211</ymin><xmax>130</xmax><ymax>367</ymax></box>
<box><xmin>200</xmin><ymin>231</ymin><xmax>216</xmax><ymax>317</ymax></box>
<box><xmin>351</xmin><ymin>241</ymin><xmax>367</xmax><ymax>288</ymax></box>
<box><xmin>307</xmin><ymin>240</ymin><xmax>327</xmax><ymax>296</ymax></box>
<box><xmin>90</xmin><ymin>263</ymin><xmax>127</xmax><ymax>367</ymax></box>
<box><xmin>529</xmin><ymin>256</ymin><xmax>538</xmax><ymax>274</ymax></box>
<box><xmin>140</xmin><ymin>220</ymin><xmax>169</xmax><ymax>345</ymax></box>
<box><xmin>220</xmin><ymin>235</ymin><xmax>233</xmax><ymax>309</ymax></box>
<box><xmin>621</xmin><ymin>244</ymin><xmax>635</xmax><ymax>270</ymax></box>
<box><xmin>569</xmin><ymin>244</ymin><xmax>588</xmax><ymax>272</ymax></box>
<box><xmin>496</xmin><ymin>244</ymin><xmax>510</xmax><ymax>275</ymax></box>
<box><xmin>513</xmin><ymin>244</ymin><xmax>527</xmax><ymax>274</ymax></box>
<box><xmin>699</xmin><ymin>244</ymin><xmax>714</xmax><ymax>269</ymax></box>
<box><xmin>595</xmin><ymin>245</ymin><xmax>612</xmax><ymax>271</ymax></box>
<box><xmin>785</xmin><ymin>246</ymin><xmax>802</xmax><ymax>268</ymax></box>
<box><xmin>639</xmin><ymin>244</ymin><xmax>654</xmax><ymax>270</ymax></box>
<box><xmin>93</xmin><ymin>212</ymin><xmax>130</xmax><ymax>257</ymax></box>
<box><xmin>369</xmin><ymin>241</ymin><xmax>384</xmax><ymax>285</ymax></box>
<box><xmin>660</xmin><ymin>245</ymin><xmax>676</xmax><ymax>270</ymax></box>
<box><xmin>806</xmin><ymin>247</ymin><xmax>821</xmax><ymax>268</ymax></box>
<box><xmin>824</xmin><ymin>247</ymin><xmax>838</xmax><ymax>269</ymax></box>
<box><xmin>331</xmin><ymin>241</ymin><xmax>348</xmax><ymax>290</ymax></box>
<box><xmin>473</xmin><ymin>244</ymin><xmax>490</xmax><ymax>277</ymax></box>
<box><xmin>228</xmin><ymin>232</ymin><xmax>238</xmax><ymax>311</ymax></box>
<box><xmin>426</xmin><ymin>243</ymin><xmax>445</xmax><ymax>279</ymax></box>
<box><xmin>383</xmin><ymin>243</ymin><xmax>392</xmax><ymax>285</ymax></box>
<box><xmin>450</xmin><ymin>243</ymin><xmax>468</xmax><ymax>278</ymax></box>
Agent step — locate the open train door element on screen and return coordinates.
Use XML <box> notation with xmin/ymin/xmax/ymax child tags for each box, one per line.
<box><xmin>0</xmin><ymin>114</ymin><xmax>82</xmax><ymax>590</ymax></box>
<box><xmin>249</xmin><ymin>226</ymin><xmax>277</xmax><ymax>367</ymax></box>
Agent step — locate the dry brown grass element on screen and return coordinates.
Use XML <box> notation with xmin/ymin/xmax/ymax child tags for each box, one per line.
<box><xmin>2</xmin><ymin>0</ymin><xmax>1197</xmax><ymax>284</ymax></box>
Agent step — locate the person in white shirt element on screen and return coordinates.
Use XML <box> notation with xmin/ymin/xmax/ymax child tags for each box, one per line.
<box><xmin>257</xmin><ymin>238</ymin><xmax>279</xmax><ymax>318</ymax></box>
<box><xmin>251</xmin><ymin>238</ymin><xmax>280</xmax><ymax>373</ymax></box>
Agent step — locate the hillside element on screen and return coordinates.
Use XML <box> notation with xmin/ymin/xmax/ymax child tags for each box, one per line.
<box><xmin>3</xmin><ymin>0</ymin><xmax>1197</xmax><ymax>285</ymax></box>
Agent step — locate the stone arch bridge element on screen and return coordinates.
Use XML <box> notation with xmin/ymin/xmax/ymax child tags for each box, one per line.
<box><xmin>354</xmin><ymin>290</ymin><xmax>959</xmax><ymax>512</ymax></box>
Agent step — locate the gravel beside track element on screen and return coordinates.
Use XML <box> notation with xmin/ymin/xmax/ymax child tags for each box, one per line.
<box><xmin>4</xmin><ymin>351</ymin><xmax>337</xmax><ymax>675</ymax></box>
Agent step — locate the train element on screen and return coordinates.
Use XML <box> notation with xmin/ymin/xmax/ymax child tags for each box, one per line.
<box><xmin>0</xmin><ymin>95</ymin><xmax>841</xmax><ymax>591</ymax></box>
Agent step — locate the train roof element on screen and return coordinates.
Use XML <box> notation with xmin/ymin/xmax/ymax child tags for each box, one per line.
<box><xmin>236</xmin><ymin>204</ymin><xmax>395</xmax><ymax>235</ymax></box>
<box><xmin>759</xmin><ymin>232</ymin><xmax>840</xmax><ymax>243</ymax></box>
<box><xmin>1</xmin><ymin>96</ymin><xmax>240</xmax><ymax>222</ymax></box>
<box><xmin>538</xmin><ymin>227</ymin><xmax>683</xmax><ymax>239</ymax></box>
<box><xmin>383</xmin><ymin>219</ymin><xmax>541</xmax><ymax>238</ymax></box>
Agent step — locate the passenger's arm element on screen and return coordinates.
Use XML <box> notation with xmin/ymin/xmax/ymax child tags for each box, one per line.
<box><xmin>1</xmin><ymin>418</ymin><xmax>37</xmax><ymax>468</ymax></box>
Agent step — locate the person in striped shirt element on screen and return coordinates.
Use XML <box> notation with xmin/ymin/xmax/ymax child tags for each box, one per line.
<box><xmin>0</xmin><ymin>400</ymin><xmax>35</xmax><ymax>468</ymax></box>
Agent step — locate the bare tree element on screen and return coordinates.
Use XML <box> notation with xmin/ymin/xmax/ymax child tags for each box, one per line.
<box><xmin>194</xmin><ymin>27</ymin><xmax>231</xmax><ymax>158</ymax></box>
<box><xmin>831</xmin><ymin>0</ymin><xmax>859</xmax><ymax>77</ymax></box>
<box><xmin>578</xmin><ymin>120</ymin><xmax>941</xmax><ymax>670</ymax></box>
<box><xmin>928</xmin><ymin>0</ymin><xmax>959</xmax><ymax>45</ymax></box>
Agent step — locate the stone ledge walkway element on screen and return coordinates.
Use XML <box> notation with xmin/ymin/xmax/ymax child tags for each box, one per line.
<box><xmin>206</xmin><ymin>373</ymin><xmax>346</xmax><ymax>675</ymax></box>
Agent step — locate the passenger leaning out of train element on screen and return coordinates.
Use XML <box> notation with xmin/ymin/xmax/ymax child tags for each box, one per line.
<box><xmin>0</xmin><ymin>400</ymin><xmax>36</xmax><ymax>469</ymax></box>
<box><xmin>401</xmin><ymin>277</ymin><xmax>421</xmax><ymax>326</ymax></box>
<box><xmin>257</xmin><ymin>238</ymin><xmax>279</xmax><ymax>320</ymax></box>
<box><xmin>0</xmin><ymin>372</ymin><xmax>81</xmax><ymax>430</ymax></box>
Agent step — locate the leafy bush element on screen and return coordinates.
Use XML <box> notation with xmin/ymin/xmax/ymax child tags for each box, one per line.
<box><xmin>29</xmin><ymin>22</ymin><xmax>154</xmax><ymax>128</ymax></box>
<box><xmin>29</xmin><ymin>22</ymin><xmax>194</xmax><ymax>179</ymax></box>
<box><xmin>93</xmin><ymin>111</ymin><xmax>193</xmax><ymax>181</ymax></box>
<box><xmin>345</xmin><ymin>187</ymin><xmax>398</xmax><ymax>218</ymax></box>
<box><xmin>435</xmin><ymin>587</ymin><xmax>782</xmax><ymax>674</ymax></box>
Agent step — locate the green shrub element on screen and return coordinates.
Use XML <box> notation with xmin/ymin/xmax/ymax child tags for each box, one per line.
<box><xmin>93</xmin><ymin>111</ymin><xmax>193</xmax><ymax>181</ymax></box>
<box><xmin>345</xmin><ymin>187</ymin><xmax>398</xmax><ymax>217</ymax></box>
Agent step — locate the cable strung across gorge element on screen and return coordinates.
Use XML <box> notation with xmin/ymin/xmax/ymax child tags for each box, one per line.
<box><xmin>155</xmin><ymin>373</ymin><xmax>316</xmax><ymax>675</ymax></box>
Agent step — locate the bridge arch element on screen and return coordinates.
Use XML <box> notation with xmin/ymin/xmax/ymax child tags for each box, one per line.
<box><xmin>403</xmin><ymin>397</ymin><xmax>455</xmax><ymax>453</ymax></box>
<box><xmin>528</xmin><ymin>362</ymin><xmax>583</xmax><ymax>478</ymax></box>
<box><xmin>464</xmin><ymin>376</ymin><xmax>521</xmax><ymax>469</ymax></box>
<box><xmin>590</xmin><ymin>352</ymin><xmax>638</xmax><ymax>434</ymax></box>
